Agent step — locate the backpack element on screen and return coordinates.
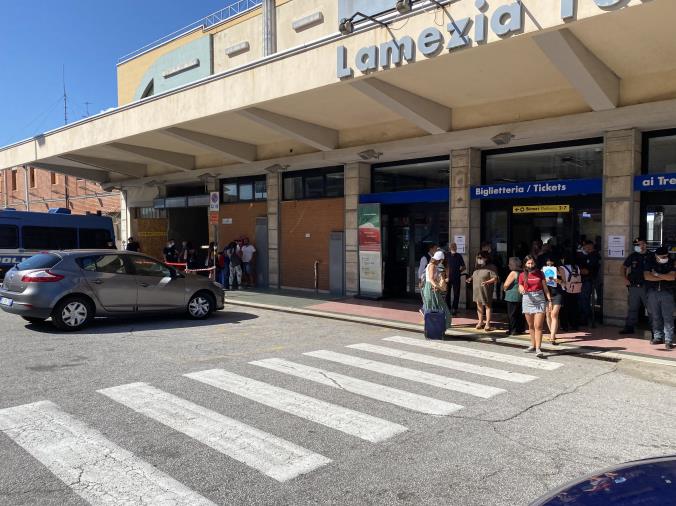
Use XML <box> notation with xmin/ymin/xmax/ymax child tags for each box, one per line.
<box><xmin>562</xmin><ymin>265</ymin><xmax>582</xmax><ymax>294</ymax></box>
<box><xmin>217</xmin><ymin>253</ymin><xmax>226</xmax><ymax>269</ymax></box>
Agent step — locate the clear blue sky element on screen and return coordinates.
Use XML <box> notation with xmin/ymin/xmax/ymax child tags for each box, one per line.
<box><xmin>0</xmin><ymin>1</ymin><xmax>236</xmax><ymax>148</ymax></box>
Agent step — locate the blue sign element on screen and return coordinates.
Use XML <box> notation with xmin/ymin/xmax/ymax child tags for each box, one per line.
<box><xmin>634</xmin><ymin>172</ymin><xmax>676</xmax><ymax>192</ymax></box>
<box><xmin>360</xmin><ymin>188</ymin><xmax>449</xmax><ymax>205</ymax></box>
<box><xmin>470</xmin><ymin>178</ymin><xmax>602</xmax><ymax>200</ymax></box>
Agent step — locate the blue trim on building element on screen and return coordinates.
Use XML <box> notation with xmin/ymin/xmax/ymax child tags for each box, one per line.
<box><xmin>471</xmin><ymin>178</ymin><xmax>603</xmax><ymax>200</ymax></box>
<box><xmin>359</xmin><ymin>188</ymin><xmax>449</xmax><ymax>205</ymax></box>
<box><xmin>634</xmin><ymin>172</ymin><xmax>676</xmax><ymax>191</ymax></box>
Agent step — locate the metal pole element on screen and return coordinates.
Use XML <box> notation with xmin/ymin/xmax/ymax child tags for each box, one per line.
<box><xmin>3</xmin><ymin>169</ymin><xmax>8</xmax><ymax>208</ymax></box>
<box><xmin>23</xmin><ymin>166</ymin><xmax>30</xmax><ymax>212</ymax></box>
<box><xmin>263</xmin><ymin>0</ymin><xmax>277</xmax><ymax>56</ymax></box>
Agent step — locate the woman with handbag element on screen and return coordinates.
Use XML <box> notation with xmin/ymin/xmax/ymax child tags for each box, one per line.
<box><xmin>422</xmin><ymin>251</ymin><xmax>452</xmax><ymax>329</ymax></box>
<box><xmin>519</xmin><ymin>255</ymin><xmax>553</xmax><ymax>358</ymax></box>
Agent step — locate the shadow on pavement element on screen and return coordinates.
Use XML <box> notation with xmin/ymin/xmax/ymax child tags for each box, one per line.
<box><xmin>23</xmin><ymin>310</ymin><xmax>259</xmax><ymax>335</ymax></box>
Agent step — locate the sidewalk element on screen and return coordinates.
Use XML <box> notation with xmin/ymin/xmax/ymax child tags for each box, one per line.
<box><xmin>223</xmin><ymin>288</ymin><xmax>676</xmax><ymax>366</ymax></box>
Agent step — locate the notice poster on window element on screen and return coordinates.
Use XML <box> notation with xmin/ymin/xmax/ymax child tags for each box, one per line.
<box><xmin>358</xmin><ymin>203</ymin><xmax>382</xmax><ymax>298</ymax></box>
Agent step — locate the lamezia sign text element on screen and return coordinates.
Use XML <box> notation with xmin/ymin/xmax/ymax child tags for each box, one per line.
<box><xmin>338</xmin><ymin>0</ymin><xmax>633</xmax><ymax>79</ymax></box>
<box><xmin>634</xmin><ymin>172</ymin><xmax>676</xmax><ymax>192</ymax></box>
<box><xmin>471</xmin><ymin>178</ymin><xmax>602</xmax><ymax>200</ymax></box>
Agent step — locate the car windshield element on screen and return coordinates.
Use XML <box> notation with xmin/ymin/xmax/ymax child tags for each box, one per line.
<box><xmin>16</xmin><ymin>253</ymin><xmax>61</xmax><ymax>271</ymax></box>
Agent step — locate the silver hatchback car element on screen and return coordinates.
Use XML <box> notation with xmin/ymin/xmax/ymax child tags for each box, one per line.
<box><xmin>0</xmin><ymin>250</ymin><xmax>225</xmax><ymax>331</ymax></box>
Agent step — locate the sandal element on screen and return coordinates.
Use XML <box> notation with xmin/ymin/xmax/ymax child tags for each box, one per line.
<box><xmin>475</xmin><ymin>323</ymin><xmax>485</xmax><ymax>330</ymax></box>
<box><xmin>484</xmin><ymin>326</ymin><xmax>495</xmax><ymax>332</ymax></box>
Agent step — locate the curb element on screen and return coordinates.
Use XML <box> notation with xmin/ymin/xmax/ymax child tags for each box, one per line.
<box><xmin>225</xmin><ymin>299</ymin><xmax>676</xmax><ymax>369</ymax></box>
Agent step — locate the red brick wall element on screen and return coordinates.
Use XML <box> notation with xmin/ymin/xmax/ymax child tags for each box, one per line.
<box><xmin>218</xmin><ymin>201</ymin><xmax>267</xmax><ymax>249</ymax></box>
<box><xmin>280</xmin><ymin>198</ymin><xmax>344</xmax><ymax>291</ymax></box>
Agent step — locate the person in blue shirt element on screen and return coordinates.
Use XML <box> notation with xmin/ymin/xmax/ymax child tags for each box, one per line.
<box><xmin>644</xmin><ymin>246</ymin><xmax>675</xmax><ymax>350</ymax></box>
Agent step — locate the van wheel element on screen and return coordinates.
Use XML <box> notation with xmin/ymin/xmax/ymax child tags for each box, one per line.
<box><xmin>187</xmin><ymin>292</ymin><xmax>213</xmax><ymax>320</ymax></box>
<box><xmin>52</xmin><ymin>297</ymin><xmax>93</xmax><ymax>331</ymax></box>
<box><xmin>22</xmin><ymin>316</ymin><xmax>47</xmax><ymax>324</ymax></box>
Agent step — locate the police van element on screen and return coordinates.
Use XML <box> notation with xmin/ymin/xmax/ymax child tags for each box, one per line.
<box><xmin>0</xmin><ymin>208</ymin><xmax>115</xmax><ymax>278</ymax></box>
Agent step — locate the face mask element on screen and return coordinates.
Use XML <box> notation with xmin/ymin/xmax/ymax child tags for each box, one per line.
<box><xmin>657</xmin><ymin>256</ymin><xmax>669</xmax><ymax>264</ymax></box>
<box><xmin>581</xmin><ymin>250</ymin><xmax>589</xmax><ymax>256</ymax></box>
<box><xmin>476</xmin><ymin>259</ymin><xmax>485</xmax><ymax>266</ymax></box>
<box><xmin>634</xmin><ymin>246</ymin><xmax>642</xmax><ymax>253</ymax></box>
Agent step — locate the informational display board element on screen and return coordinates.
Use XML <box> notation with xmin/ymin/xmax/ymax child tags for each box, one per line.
<box><xmin>634</xmin><ymin>172</ymin><xmax>676</xmax><ymax>192</ymax></box>
<box><xmin>358</xmin><ymin>203</ymin><xmax>383</xmax><ymax>298</ymax></box>
<box><xmin>209</xmin><ymin>191</ymin><xmax>220</xmax><ymax>212</ymax></box>
<box><xmin>471</xmin><ymin>178</ymin><xmax>602</xmax><ymax>200</ymax></box>
<box><xmin>513</xmin><ymin>204</ymin><xmax>570</xmax><ymax>214</ymax></box>
<box><xmin>607</xmin><ymin>235</ymin><xmax>626</xmax><ymax>258</ymax></box>
<box><xmin>453</xmin><ymin>235</ymin><xmax>466</xmax><ymax>254</ymax></box>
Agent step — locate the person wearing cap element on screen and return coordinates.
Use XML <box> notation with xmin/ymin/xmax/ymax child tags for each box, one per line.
<box><xmin>644</xmin><ymin>247</ymin><xmax>675</xmax><ymax>350</ymax></box>
<box><xmin>422</xmin><ymin>250</ymin><xmax>452</xmax><ymax>329</ymax></box>
<box><xmin>620</xmin><ymin>238</ymin><xmax>654</xmax><ymax>335</ymax></box>
<box><xmin>466</xmin><ymin>251</ymin><xmax>499</xmax><ymax>332</ymax></box>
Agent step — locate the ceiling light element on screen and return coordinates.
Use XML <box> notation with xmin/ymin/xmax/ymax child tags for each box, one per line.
<box><xmin>358</xmin><ymin>149</ymin><xmax>383</xmax><ymax>161</ymax></box>
<box><xmin>396</xmin><ymin>0</ymin><xmax>414</xmax><ymax>14</ymax></box>
<box><xmin>264</xmin><ymin>164</ymin><xmax>289</xmax><ymax>174</ymax></box>
<box><xmin>491</xmin><ymin>132</ymin><xmax>514</xmax><ymax>146</ymax></box>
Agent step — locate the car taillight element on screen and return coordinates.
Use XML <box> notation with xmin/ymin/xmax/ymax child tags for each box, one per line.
<box><xmin>21</xmin><ymin>270</ymin><xmax>65</xmax><ymax>283</ymax></box>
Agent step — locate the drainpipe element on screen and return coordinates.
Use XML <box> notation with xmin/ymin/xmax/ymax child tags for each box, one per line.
<box><xmin>263</xmin><ymin>0</ymin><xmax>277</xmax><ymax>56</ymax></box>
<box><xmin>3</xmin><ymin>169</ymin><xmax>8</xmax><ymax>208</ymax></box>
<box><xmin>23</xmin><ymin>165</ymin><xmax>30</xmax><ymax>212</ymax></box>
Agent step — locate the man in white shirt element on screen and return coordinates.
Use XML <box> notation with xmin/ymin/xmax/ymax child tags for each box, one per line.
<box><xmin>240</xmin><ymin>237</ymin><xmax>257</xmax><ymax>288</ymax></box>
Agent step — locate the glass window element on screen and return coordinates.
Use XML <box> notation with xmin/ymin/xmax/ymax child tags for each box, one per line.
<box><xmin>254</xmin><ymin>179</ymin><xmax>267</xmax><ymax>200</ymax></box>
<box><xmin>326</xmin><ymin>172</ymin><xmax>344</xmax><ymax>197</ymax></box>
<box><xmin>22</xmin><ymin>226</ymin><xmax>77</xmax><ymax>250</ymax></box>
<box><xmin>77</xmin><ymin>255</ymin><xmax>128</xmax><ymax>274</ymax></box>
<box><xmin>646</xmin><ymin>205</ymin><xmax>676</xmax><ymax>250</ymax></box>
<box><xmin>79</xmin><ymin>229</ymin><xmax>112</xmax><ymax>249</ymax></box>
<box><xmin>283</xmin><ymin>176</ymin><xmax>303</xmax><ymax>200</ymax></box>
<box><xmin>0</xmin><ymin>225</ymin><xmax>18</xmax><ymax>249</ymax></box>
<box><xmin>130</xmin><ymin>256</ymin><xmax>171</xmax><ymax>278</ymax></box>
<box><xmin>647</xmin><ymin>133</ymin><xmax>676</xmax><ymax>173</ymax></box>
<box><xmin>222</xmin><ymin>183</ymin><xmax>238</xmax><ymax>203</ymax></box>
<box><xmin>17</xmin><ymin>253</ymin><xmax>61</xmax><ymax>271</ymax></box>
<box><xmin>485</xmin><ymin>143</ymin><xmax>603</xmax><ymax>184</ymax></box>
<box><xmin>304</xmin><ymin>175</ymin><xmax>325</xmax><ymax>199</ymax></box>
<box><xmin>373</xmin><ymin>158</ymin><xmax>449</xmax><ymax>193</ymax></box>
<box><xmin>239</xmin><ymin>182</ymin><xmax>253</xmax><ymax>201</ymax></box>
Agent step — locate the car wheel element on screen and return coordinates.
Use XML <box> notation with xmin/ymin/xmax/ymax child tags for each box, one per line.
<box><xmin>52</xmin><ymin>297</ymin><xmax>93</xmax><ymax>331</ymax></box>
<box><xmin>187</xmin><ymin>292</ymin><xmax>213</xmax><ymax>320</ymax></box>
<box><xmin>22</xmin><ymin>316</ymin><xmax>47</xmax><ymax>324</ymax></box>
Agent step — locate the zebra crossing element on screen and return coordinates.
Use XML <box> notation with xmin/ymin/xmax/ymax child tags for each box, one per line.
<box><xmin>0</xmin><ymin>335</ymin><xmax>565</xmax><ymax>504</ymax></box>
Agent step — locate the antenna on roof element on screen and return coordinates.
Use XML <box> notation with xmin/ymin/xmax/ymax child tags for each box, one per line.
<box><xmin>62</xmin><ymin>64</ymin><xmax>68</xmax><ymax>125</ymax></box>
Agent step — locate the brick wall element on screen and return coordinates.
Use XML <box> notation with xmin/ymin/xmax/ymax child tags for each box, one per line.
<box><xmin>280</xmin><ymin>198</ymin><xmax>344</xmax><ymax>291</ymax></box>
<box><xmin>218</xmin><ymin>201</ymin><xmax>267</xmax><ymax>249</ymax></box>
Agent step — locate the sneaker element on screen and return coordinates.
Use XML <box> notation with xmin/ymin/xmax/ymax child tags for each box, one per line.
<box><xmin>524</xmin><ymin>346</ymin><xmax>535</xmax><ymax>353</ymax></box>
<box><xmin>535</xmin><ymin>349</ymin><xmax>545</xmax><ymax>358</ymax></box>
<box><xmin>650</xmin><ymin>338</ymin><xmax>665</xmax><ymax>345</ymax></box>
<box><xmin>619</xmin><ymin>327</ymin><xmax>635</xmax><ymax>335</ymax></box>
<box><xmin>666</xmin><ymin>342</ymin><xmax>674</xmax><ymax>351</ymax></box>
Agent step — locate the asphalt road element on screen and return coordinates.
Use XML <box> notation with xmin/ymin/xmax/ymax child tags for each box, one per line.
<box><xmin>1</xmin><ymin>305</ymin><xmax>675</xmax><ymax>505</ymax></box>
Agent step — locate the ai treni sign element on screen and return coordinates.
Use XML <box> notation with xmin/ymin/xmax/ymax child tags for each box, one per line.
<box><xmin>337</xmin><ymin>0</ymin><xmax>630</xmax><ymax>79</ymax></box>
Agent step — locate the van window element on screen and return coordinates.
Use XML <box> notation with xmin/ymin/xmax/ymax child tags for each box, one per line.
<box><xmin>22</xmin><ymin>226</ymin><xmax>78</xmax><ymax>250</ymax></box>
<box><xmin>0</xmin><ymin>225</ymin><xmax>18</xmax><ymax>249</ymax></box>
<box><xmin>79</xmin><ymin>228</ymin><xmax>112</xmax><ymax>249</ymax></box>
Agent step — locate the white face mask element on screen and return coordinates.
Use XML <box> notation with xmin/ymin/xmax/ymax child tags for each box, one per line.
<box><xmin>476</xmin><ymin>259</ymin><xmax>485</xmax><ymax>266</ymax></box>
<box><xmin>634</xmin><ymin>246</ymin><xmax>642</xmax><ymax>253</ymax></box>
<box><xmin>656</xmin><ymin>256</ymin><xmax>669</xmax><ymax>264</ymax></box>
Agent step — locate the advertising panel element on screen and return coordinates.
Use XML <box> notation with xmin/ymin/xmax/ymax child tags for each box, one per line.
<box><xmin>358</xmin><ymin>203</ymin><xmax>382</xmax><ymax>298</ymax></box>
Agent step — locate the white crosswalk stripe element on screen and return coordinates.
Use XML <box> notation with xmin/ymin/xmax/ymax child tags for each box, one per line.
<box><xmin>383</xmin><ymin>336</ymin><xmax>564</xmax><ymax>371</ymax></box>
<box><xmin>250</xmin><ymin>358</ymin><xmax>464</xmax><ymax>416</ymax></box>
<box><xmin>304</xmin><ymin>350</ymin><xmax>506</xmax><ymax>399</ymax></box>
<box><xmin>0</xmin><ymin>400</ymin><xmax>215</xmax><ymax>506</ymax></box>
<box><xmin>98</xmin><ymin>382</ymin><xmax>332</xmax><ymax>482</ymax></box>
<box><xmin>347</xmin><ymin>343</ymin><xmax>537</xmax><ymax>383</ymax></box>
<box><xmin>185</xmin><ymin>369</ymin><xmax>408</xmax><ymax>443</ymax></box>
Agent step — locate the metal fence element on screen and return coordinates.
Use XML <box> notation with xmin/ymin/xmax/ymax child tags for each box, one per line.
<box><xmin>118</xmin><ymin>0</ymin><xmax>262</xmax><ymax>64</ymax></box>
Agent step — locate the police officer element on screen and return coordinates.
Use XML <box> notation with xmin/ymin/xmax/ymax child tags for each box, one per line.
<box><xmin>644</xmin><ymin>246</ymin><xmax>675</xmax><ymax>350</ymax></box>
<box><xmin>619</xmin><ymin>238</ymin><xmax>654</xmax><ymax>335</ymax></box>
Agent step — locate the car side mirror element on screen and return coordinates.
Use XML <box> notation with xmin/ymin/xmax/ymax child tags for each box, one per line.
<box><xmin>170</xmin><ymin>268</ymin><xmax>182</xmax><ymax>279</ymax></box>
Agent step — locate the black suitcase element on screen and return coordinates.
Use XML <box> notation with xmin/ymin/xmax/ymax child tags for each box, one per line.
<box><xmin>424</xmin><ymin>309</ymin><xmax>446</xmax><ymax>340</ymax></box>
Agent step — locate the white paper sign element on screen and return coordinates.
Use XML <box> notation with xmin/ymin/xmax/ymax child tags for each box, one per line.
<box><xmin>209</xmin><ymin>191</ymin><xmax>220</xmax><ymax>212</ymax></box>
<box><xmin>221</xmin><ymin>218</ymin><xmax>233</xmax><ymax>225</ymax></box>
<box><xmin>453</xmin><ymin>235</ymin><xmax>466</xmax><ymax>254</ymax></box>
<box><xmin>607</xmin><ymin>235</ymin><xmax>625</xmax><ymax>258</ymax></box>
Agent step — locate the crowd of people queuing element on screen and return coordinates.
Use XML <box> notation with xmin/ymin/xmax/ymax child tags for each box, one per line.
<box><xmin>419</xmin><ymin>236</ymin><xmax>675</xmax><ymax>357</ymax></box>
<box><xmin>162</xmin><ymin>236</ymin><xmax>257</xmax><ymax>290</ymax></box>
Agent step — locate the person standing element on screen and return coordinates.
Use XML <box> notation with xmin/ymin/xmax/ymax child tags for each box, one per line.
<box><xmin>163</xmin><ymin>239</ymin><xmax>177</xmax><ymax>264</ymax></box>
<box><xmin>126</xmin><ymin>237</ymin><xmax>141</xmax><ymax>252</ymax></box>
<box><xmin>422</xmin><ymin>251</ymin><xmax>452</xmax><ymax>329</ymax></box>
<box><xmin>503</xmin><ymin>257</ymin><xmax>524</xmax><ymax>336</ymax></box>
<box><xmin>644</xmin><ymin>247</ymin><xmax>675</xmax><ymax>350</ymax></box>
<box><xmin>619</xmin><ymin>238</ymin><xmax>654</xmax><ymax>335</ymax></box>
<box><xmin>577</xmin><ymin>240</ymin><xmax>601</xmax><ymax>326</ymax></box>
<box><xmin>227</xmin><ymin>240</ymin><xmax>243</xmax><ymax>290</ymax></box>
<box><xmin>542</xmin><ymin>256</ymin><xmax>563</xmax><ymax>345</ymax></box>
<box><xmin>466</xmin><ymin>252</ymin><xmax>499</xmax><ymax>332</ymax></box>
<box><xmin>240</xmin><ymin>237</ymin><xmax>257</xmax><ymax>288</ymax></box>
<box><xmin>560</xmin><ymin>252</ymin><xmax>582</xmax><ymax>331</ymax></box>
<box><xmin>444</xmin><ymin>242</ymin><xmax>466</xmax><ymax>316</ymax></box>
<box><xmin>418</xmin><ymin>244</ymin><xmax>438</xmax><ymax>286</ymax></box>
<box><xmin>519</xmin><ymin>255</ymin><xmax>552</xmax><ymax>358</ymax></box>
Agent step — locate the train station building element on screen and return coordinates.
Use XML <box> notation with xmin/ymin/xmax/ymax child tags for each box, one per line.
<box><xmin>1</xmin><ymin>0</ymin><xmax>675</xmax><ymax>325</ymax></box>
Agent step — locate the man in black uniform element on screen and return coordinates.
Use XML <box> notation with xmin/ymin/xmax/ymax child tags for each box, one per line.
<box><xmin>644</xmin><ymin>247</ymin><xmax>675</xmax><ymax>350</ymax></box>
<box><xmin>619</xmin><ymin>238</ymin><xmax>654</xmax><ymax>334</ymax></box>
<box><xmin>577</xmin><ymin>240</ymin><xmax>601</xmax><ymax>326</ymax></box>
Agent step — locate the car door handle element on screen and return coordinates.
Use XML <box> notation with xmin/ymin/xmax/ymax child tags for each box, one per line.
<box><xmin>139</xmin><ymin>282</ymin><xmax>149</xmax><ymax>287</ymax></box>
<box><xmin>92</xmin><ymin>280</ymin><xmax>104</xmax><ymax>285</ymax></box>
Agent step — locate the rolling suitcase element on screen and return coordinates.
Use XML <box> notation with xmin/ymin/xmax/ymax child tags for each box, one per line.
<box><xmin>424</xmin><ymin>309</ymin><xmax>446</xmax><ymax>340</ymax></box>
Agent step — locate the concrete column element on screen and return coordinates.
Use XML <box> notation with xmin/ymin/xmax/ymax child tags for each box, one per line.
<box><xmin>119</xmin><ymin>189</ymin><xmax>131</xmax><ymax>249</ymax></box>
<box><xmin>344</xmin><ymin>162</ymin><xmax>371</xmax><ymax>296</ymax></box>
<box><xmin>602</xmin><ymin>129</ymin><xmax>642</xmax><ymax>326</ymax></box>
<box><xmin>267</xmin><ymin>172</ymin><xmax>281</xmax><ymax>289</ymax></box>
<box><xmin>263</xmin><ymin>0</ymin><xmax>277</xmax><ymax>56</ymax></box>
<box><xmin>450</xmin><ymin>148</ymin><xmax>481</xmax><ymax>309</ymax></box>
